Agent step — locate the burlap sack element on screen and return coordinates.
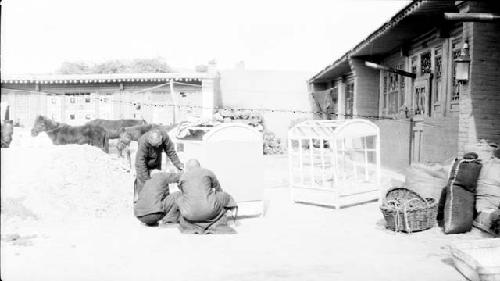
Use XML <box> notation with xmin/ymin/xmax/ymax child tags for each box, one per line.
<box><xmin>476</xmin><ymin>158</ymin><xmax>500</xmax><ymax>212</ymax></box>
<box><xmin>444</xmin><ymin>185</ymin><xmax>475</xmax><ymax>234</ymax></box>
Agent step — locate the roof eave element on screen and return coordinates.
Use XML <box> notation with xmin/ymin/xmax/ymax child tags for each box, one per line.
<box><xmin>309</xmin><ymin>0</ymin><xmax>427</xmax><ymax>83</ymax></box>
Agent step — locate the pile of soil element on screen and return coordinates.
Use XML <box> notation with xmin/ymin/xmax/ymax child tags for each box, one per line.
<box><xmin>1</xmin><ymin>130</ymin><xmax>134</xmax><ymax>236</ymax></box>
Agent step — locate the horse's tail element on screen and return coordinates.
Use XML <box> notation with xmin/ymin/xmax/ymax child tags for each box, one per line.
<box><xmin>103</xmin><ymin>130</ymin><xmax>110</xmax><ymax>153</ymax></box>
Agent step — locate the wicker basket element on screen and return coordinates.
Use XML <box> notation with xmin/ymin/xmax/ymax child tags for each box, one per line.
<box><xmin>380</xmin><ymin>187</ymin><xmax>438</xmax><ymax>233</ymax></box>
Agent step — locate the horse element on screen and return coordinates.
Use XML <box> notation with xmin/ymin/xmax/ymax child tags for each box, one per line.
<box><xmin>1</xmin><ymin>120</ymin><xmax>14</xmax><ymax>148</ymax></box>
<box><xmin>31</xmin><ymin>116</ymin><xmax>109</xmax><ymax>153</ymax></box>
<box><xmin>118</xmin><ymin>124</ymin><xmax>154</xmax><ymax>145</ymax></box>
<box><xmin>85</xmin><ymin>119</ymin><xmax>148</xmax><ymax>139</ymax></box>
<box><xmin>118</xmin><ymin>123</ymin><xmax>178</xmax><ymax>144</ymax></box>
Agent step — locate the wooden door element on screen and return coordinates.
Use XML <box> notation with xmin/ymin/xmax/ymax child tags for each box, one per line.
<box><xmin>410</xmin><ymin>74</ymin><xmax>432</xmax><ymax>163</ymax></box>
<box><xmin>411</xmin><ymin>118</ymin><xmax>424</xmax><ymax>163</ymax></box>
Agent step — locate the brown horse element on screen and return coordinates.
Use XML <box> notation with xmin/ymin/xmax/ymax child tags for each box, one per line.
<box><xmin>85</xmin><ymin>119</ymin><xmax>148</xmax><ymax>139</ymax></box>
<box><xmin>118</xmin><ymin>124</ymin><xmax>154</xmax><ymax>145</ymax></box>
<box><xmin>118</xmin><ymin>123</ymin><xmax>178</xmax><ymax>144</ymax></box>
<box><xmin>31</xmin><ymin>116</ymin><xmax>109</xmax><ymax>152</ymax></box>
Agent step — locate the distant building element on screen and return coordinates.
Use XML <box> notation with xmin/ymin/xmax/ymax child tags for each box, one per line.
<box><xmin>309</xmin><ymin>0</ymin><xmax>500</xmax><ymax>171</ymax></box>
<box><xmin>220</xmin><ymin>68</ymin><xmax>312</xmax><ymax>140</ymax></box>
<box><xmin>1</xmin><ymin>72</ymin><xmax>220</xmax><ymax>126</ymax></box>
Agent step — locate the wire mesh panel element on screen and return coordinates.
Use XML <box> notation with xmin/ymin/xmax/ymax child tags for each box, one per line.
<box><xmin>288</xmin><ymin>119</ymin><xmax>380</xmax><ymax>208</ymax></box>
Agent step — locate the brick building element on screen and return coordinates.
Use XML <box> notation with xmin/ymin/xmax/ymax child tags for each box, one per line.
<box><xmin>1</xmin><ymin>72</ymin><xmax>220</xmax><ymax>127</ymax></box>
<box><xmin>309</xmin><ymin>0</ymin><xmax>500</xmax><ymax>171</ymax></box>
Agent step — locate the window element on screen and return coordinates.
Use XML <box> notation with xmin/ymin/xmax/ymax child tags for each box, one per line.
<box><xmin>69</xmin><ymin>114</ymin><xmax>75</xmax><ymax>120</ymax></box>
<box><xmin>85</xmin><ymin>114</ymin><xmax>91</xmax><ymax>120</ymax></box>
<box><xmin>433</xmin><ymin>48</ymin><xmax>442</xmax><ymax>105</ymax></box>
<box><xmin>451</xmin><ymin>39</ymin><xmax>462</xmax><ymax>104</ymax></box>
<box><xmin>345</xmin><ymin>82</ymin><xmax>354</xmax><ymax>118</ymax></box>
<box><xmin>382</xmin><ymin>68</ymin><xmax>404</xmax><ymax>116</ymax></box>
<box><xmin>398</xmin><ymin>64</ymin><xmax>405</xmax><ymax>107</ymax></box>
<box><xmin>69</xmin><ymin>97</ymin><xmax>76</xmax><ymax>103</ymax></box>
<box><xmin>415</xmin><ymin>86</ymin><xmax>426</xmax><ymax>115</ymax></box>
<box><xmin>51</xmin><ymin>97</ymin><xmax>57</xmax><ymax>104</ymax></box>
<box><xmin>420</xmin><ymin>51</ymin><xmax>432</xmax><ymax>75</ymax></box>
<box><xmin>85</xmin><ymin>97</ymin><xmax>91</xmax><ymax>103</ymax></box>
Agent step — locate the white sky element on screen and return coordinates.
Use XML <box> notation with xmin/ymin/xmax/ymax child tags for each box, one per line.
<box><xmin>1</xmin><ymin>0</ymin><xmax>410</xmax><ymax>75</ymax></box>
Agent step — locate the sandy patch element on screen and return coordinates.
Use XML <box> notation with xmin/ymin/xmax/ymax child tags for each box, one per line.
<box><xmin>1</xmin><ymin>127</ymin><xmax>491</xmax><ymax>281</ymax></box>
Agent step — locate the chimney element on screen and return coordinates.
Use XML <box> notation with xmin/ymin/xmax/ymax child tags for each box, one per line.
<box><xmin>208</xmin><ymin>59</ymin><xmax>217</xmax><ymax>74</ymax></box>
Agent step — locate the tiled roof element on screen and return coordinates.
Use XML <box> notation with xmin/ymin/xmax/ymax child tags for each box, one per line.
<box><xmin>309</xmin><ymin>0</ymin><xmax>457</xmax><ymax>83</ymax></box>
<box><xmin>1</xmin><ymin>72</ymin><xmax>216</xmax><ymax>84</ymax></box>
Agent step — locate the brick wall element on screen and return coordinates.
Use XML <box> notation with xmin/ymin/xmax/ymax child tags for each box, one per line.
<box><xmin>458</xmin><ymin>2</ymin><xmax>500</xmax><ymax>152</ymax></box>
<box><xmin>349</xmin><ymin>58</ymin><xmax>380</xmax><ymax>117</ymax></box>
<box><xmin>469</xmin><ymin>19</ymin><xmax>500</xmax><ymax>147</ymax></box>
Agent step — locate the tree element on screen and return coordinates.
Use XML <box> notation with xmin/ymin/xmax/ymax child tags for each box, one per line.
<box><xmin>93</xmin><ymin>60</ymin><xmax>129</xmax><ymax>74</ymax></box>
<box><xmin>57</xmin><ymin>61</ymin><xmax>91</xmax><ymax>74</ymax></box>
<box><xmin>195</xmin><ymin>64</ymin><xmax>208</xmax><ymax>73</ymax></box>
<box><xmin>56</xmin><ymin>57</ymin><xmax>172</xmax><ymax>74</ymax></box>
<box><xmin>129</xmin><ymin>58</ymin><xmax>171</xmax><ymax>73</ymax></box>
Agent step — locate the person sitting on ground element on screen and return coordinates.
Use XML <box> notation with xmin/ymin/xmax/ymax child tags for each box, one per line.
<box><xmin>134</xmin><ymin>128</ymin><xmax>183</xmax><ymax>203</ymax></box>
<box><xmin>134</xmin><ymin>170</ymin><xmax>181</xmax><ymax>227</ymax></box>
<box><xmin>176</xmin><ymin>159</ymin><xmax>236</xmax><ymax>224</ymax></box>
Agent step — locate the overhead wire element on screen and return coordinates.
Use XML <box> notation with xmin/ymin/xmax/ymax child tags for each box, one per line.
<box><xmin>1</xmin><ymin>86</ymin><xmax>444</xmax><ymax>126</ymax></box>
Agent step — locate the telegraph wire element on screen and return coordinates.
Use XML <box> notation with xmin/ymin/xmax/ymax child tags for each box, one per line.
<box><xmin>1</xmin><ymin>87</ymin><xmax>440</xmax><ymax>125</ymax></box>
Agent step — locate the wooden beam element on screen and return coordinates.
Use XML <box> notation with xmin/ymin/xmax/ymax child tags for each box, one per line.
<box><xmin>364</xmin><ymin>61</ymin><xmax>416</xmax><ymax>78</ymax></box>
<box><xmin>444</xmin><ymin>13</ymin><xmax>500</xmax><ymax>22</ymax></box>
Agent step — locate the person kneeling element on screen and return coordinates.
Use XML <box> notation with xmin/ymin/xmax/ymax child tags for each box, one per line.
<box><xmin>176</xmin><ymin>159</ymin><xmax>237</xmax><ymax>231</ymax></box>
<box><xmin>134</xmin><ymin>171</ymin><xmax>181</xmax><ymax>227</ymax></box>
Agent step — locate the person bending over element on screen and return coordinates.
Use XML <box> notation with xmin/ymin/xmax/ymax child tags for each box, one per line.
<box><xmin>134</xmin><ymin>171</ymin><xmax>181</xmax><ymax>227</ymax></box>
<box><xmin>134</xmin><ymin>128</ymin><xmax>183</xmax><ymax>202</ymax></box>
<box><xmin>176</xmin><ymin>159</ymin><xmax>236</xmax><ymax>223</ymax></box>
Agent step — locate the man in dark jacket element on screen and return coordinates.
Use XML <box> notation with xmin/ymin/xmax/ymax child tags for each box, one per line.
<box><xmin>134</xmin><ymin>171</ymin><xmax>181</xmax><ymax>226</ymax></box>
<box><xmin>134</xmin><ymin>128</ymin><xmax>183</xmax><ymax>202</ymax></box>
<box><xmin>176</xmin><ymin>159</ymin><xmax>236</xmax><ymax>222</ymax></box>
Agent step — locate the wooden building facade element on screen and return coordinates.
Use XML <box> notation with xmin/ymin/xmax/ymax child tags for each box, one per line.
<box><xmin>309</xmin><ymin>0</ymin><xmax>500</xmax><ymax>171</ymax></box>
<box><xmin>1</xmin><ymin>72</ymin><xmax>220</xmax><ymax>127</ymax></box>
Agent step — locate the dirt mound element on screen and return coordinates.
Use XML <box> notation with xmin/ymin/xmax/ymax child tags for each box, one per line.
<box><xmin>1</xmin><ymin>144</ymin><xmax>134</xmax><ymax>229</ymax></box>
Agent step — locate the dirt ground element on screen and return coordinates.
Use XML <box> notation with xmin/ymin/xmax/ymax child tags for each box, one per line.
<box><xmin>0</xmin><ymin>128</ymin><xmax>491</xmax><ymax>281</ymax></box>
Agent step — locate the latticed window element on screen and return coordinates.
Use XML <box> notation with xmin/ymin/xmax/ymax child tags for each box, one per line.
<box><xmin>451</xmin><ymin>44</ymin><xmax>462</xmax><ymax>103</ymax></box>
<box><xmin>415</xmin><ymin>86</ymin><xmax>426</xmax><ymax>115</ymax></box>
<box><xmin>434</xmin><ymin>49</ymin><xmax>442</xmax><ymax>104</ymax></box>
<box><xmin>420</xmin><ymin>51</ymin><xmax>432</xmax><ymax>74</ymax></box>
<box><xmin>345</xmin><ymin>83</ymin><xmax>354</xmax><ymax>118</ymax></box>
<box><xmin>382</xmin><ymin>70</ymin><xmax>403</xmax><ymax>116</ymax></box>
<box><xmin>398</xmin><ymin>64</ymin><xmax>405</xmax><ymax>107</ymax></box>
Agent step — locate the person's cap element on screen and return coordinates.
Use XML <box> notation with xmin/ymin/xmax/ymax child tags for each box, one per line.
<box><xmin>463</xmin><ymin>152</ymin><xmax>478</xmax><ymax>160</ymax></box>
<box><xmin>147</xmin><ymin>130</ymin><xmax>163</xmax><ymax>146</ymax></box>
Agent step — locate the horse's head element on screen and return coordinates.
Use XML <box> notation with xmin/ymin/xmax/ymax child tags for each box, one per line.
<box><xmin>119</xmin><ymin>131</ymin><xmax>132</xmax><ymax>145</ymax></box>
<box><xmin>31</xmin><ymin>116</ymin><xmax>46</xmax><ymax>136</ymax></box>
<box><xmin>31</xmin><ymin>116</ymin><xmax>58</xmax><ymax>137</ymax></box>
